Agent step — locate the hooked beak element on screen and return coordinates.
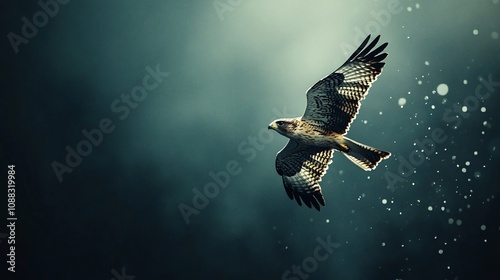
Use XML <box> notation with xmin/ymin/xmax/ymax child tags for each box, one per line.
<box><xmin>268</xmin><ymin>122</ymin><xmax>277</xmax><ymax>130</ymax></box>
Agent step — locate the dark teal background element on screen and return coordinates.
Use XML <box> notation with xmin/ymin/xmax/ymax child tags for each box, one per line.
<box><xmin>1</xmin><ymin>0</ymin><xmax>499</xmax><ymax>279</ymax></box>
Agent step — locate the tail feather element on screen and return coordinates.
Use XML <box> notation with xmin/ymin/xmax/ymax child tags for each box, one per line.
<box><xmin>342</xmin><ymin>137</ymin><xmax>390</xmax><ymax>171</ymax></box>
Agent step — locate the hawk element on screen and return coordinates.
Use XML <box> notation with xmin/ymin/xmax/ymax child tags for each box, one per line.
<box><xmin>268</xmin><ymin>35</ymin><xmax>391</xmax><ymax>211</ymax></box>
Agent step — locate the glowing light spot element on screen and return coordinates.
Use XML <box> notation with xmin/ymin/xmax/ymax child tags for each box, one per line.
<box><xmin>398</xmin><ymin>97</ymin><xmax>407</xmax><ymax>106</ymax></box>
<box><xmin>473</xmin><ymin>29</ymin><xmax>479</xmax><ymax>35</ymax></box>
<box><xmin>436</xmin><ymin>84</ymin><xmax>448</xmax><ymax>96</ymax></box>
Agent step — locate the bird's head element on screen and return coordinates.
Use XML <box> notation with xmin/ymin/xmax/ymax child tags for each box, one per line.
<box><xmin>268</xmin><ymin>118</ymin><xmax>298</xmax><ymax>136</ymax></box>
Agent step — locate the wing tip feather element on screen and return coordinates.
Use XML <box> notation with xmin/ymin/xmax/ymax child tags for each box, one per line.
<box><xmin>344</xmin><ymin>34</ymin><xmax>388</xmax><ymax>66</ymax></box>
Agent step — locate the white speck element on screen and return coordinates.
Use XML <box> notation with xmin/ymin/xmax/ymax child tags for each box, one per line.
<box><xmin>474</xmin><ymin>171</ymin><xmax>481</xmax><ymax>178</ymax></box>
<box><xmin>481</xmin><ymin>225</ymin><xmax>486</xmax><ymax>230</ymax></box>
<box><xmin>462</xmin><ymin>168</ymin><xmax>467</xmax><ymax>173</ymax></box>
<box><xmin>438</xmin><ymin>249</ymin><xmax>443</xmax><ymax>254</ymax></box>
<box><xmin>448</xmin><ymin>218</ymin><xmax>454</xmax><ymax>224</ymax></box>
<box><xmin>398</xmin><ymin>97</ymin><xmax>407</xmax><ymax>106</ymax></box>
<box><xmin>441</xmin><ymin>206</ymin><xmax>445</xmax><ymax>211</ymax></box>
<box><xmin>382</xmin><ymin>198</ymin><xmax>388</xmax><ymax>205</ymax></box>
<box><xmin>431</xmin><ymin>105</ymin><xmax>435</xmax><ymax>109</ymax></box>
<box><xmin>465</xmin><ymin>161</ymin><xmax>470</xmax><ymax>166</ymax></box>
<box><xmin>463</xmin><ymin>79</ymin><xmax>468</xmax><ymax>84</ymax></box>
<box><xmin>473</xmin><ymin>29</ymin><xmax>479</xmax><ymax>35</ymax></box>
<box><xmin>462</xmin><ymin>106</ymin><xmax>468</xmax><ymax>113</ymax></box>
<box><xmin>480</xmin><ymin>107</ymin><xmax>486</xmax><ymax>112</ymax></box>
<box><xmin>492</xmin><ymin>32</ymin><xmax>499</xmax><ymax>39</ymax></box>
<box><xmin>424</xmin><ymin>61</ymin><xmax>430</xmax><ymax>66</ymax></box>
<box><xmin>418</xmin><ymin>80</ymin><xmax>422</xmax><ymax>85</ymax></box>
<box><xmin>474</xmin><ymin>151</ymin><xmax>478</xmax><ymax>155</ymax></box>
<box><xmin>415</xmin><ymin>3</ymin><xmax>420</xmax><ymax>9</ymax></box>
<box><xmin>326</xmin><ymin>219</ymin><xmax>330</xmax><ymax>223</ymax></box>
<box><xmin>437</xmin><ymin>84</ymin><xmax>448</xmax><ymax>96</ymax></box>
<box><xmin>381</xmin><ymin>242</ymin><xmax>386</xmax><ymax>246</ymax></box>
<box><xmin>428</xmin><ymin>206</ymin><xmax>433</xmax><ymax>211</ymax></box>
<box><xmin>407</xmin><ymin>6</ymin><xmax>412</xmax><ymax>12</ymax></box>
<box><xmin>456</xmin><ymin>219</ymin><xmax>462</xmax><ymax>226</ymax></box>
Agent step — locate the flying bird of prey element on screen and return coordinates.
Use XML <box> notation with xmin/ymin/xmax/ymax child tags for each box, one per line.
<box><xmin>268</xmin><ymin>35</ymin><xmax>391</xmax><ymax>211</ymax></box>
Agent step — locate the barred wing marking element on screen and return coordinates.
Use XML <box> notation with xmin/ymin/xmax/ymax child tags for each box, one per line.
<box><xmin>302</xmin><ymin>35</ymin><xmax>388</xmax><ymax>134</ymax></box>
<box><xmin>275</xmin><ymin>140</ymin><xmax>333</xmax><ymax>211</ymax></box>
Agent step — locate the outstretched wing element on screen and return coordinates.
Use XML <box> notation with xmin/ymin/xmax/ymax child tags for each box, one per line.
<box><xmin>275</xmin><ymin>140</ymin><xmax>333</xmax><ymax>211</ymax></box>
<box><xmin>302</xmin><ymin>35</ymin><xmax>388</xmax><ymax>134</ymax></box>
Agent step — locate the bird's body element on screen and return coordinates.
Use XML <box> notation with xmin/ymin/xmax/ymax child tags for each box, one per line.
<box><xmin>268</xmin><ymin>35</ymin><xmax>391</xmax><ymax>211</ymax></box>
<box><xmin>270</xmin><ymin>118</ymin><xmax>347</xmax><ymax>149</ymax></box>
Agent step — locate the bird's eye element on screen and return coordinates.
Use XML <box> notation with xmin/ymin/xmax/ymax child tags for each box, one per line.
<box><xmin>277</xmin><ymin>121</ymin><xmax>284</xmax><ymax>126</ymax></box>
